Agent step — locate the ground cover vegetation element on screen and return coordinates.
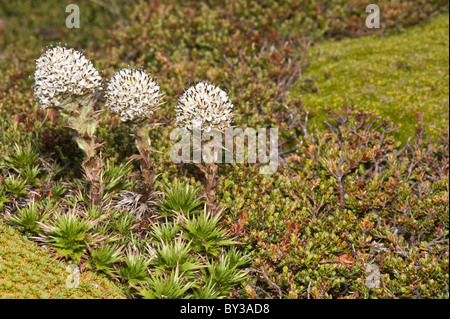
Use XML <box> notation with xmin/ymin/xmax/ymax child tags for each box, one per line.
<box><xmin>0</xmin><ymin>0</ymin><xmax>448</xmax><ymax>298</ymax></box>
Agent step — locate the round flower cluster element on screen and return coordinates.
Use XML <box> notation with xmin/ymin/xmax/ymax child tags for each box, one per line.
<box><xmin>175</xmin><ymin>81</ymin><xmax>233</xmax><ymax>132</ymax></box>
<box><xmin>33</xmin><ymin>45</ymin><xmax>102</xmax><ymax>107</ymax></box>
<box><xmin>105</xmin><ymin>67</ymin><xmax>162</xmax><ymax>122</ymax></box>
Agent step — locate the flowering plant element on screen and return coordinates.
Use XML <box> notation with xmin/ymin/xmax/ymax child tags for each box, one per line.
<box><xmin>105</xmin><ymin>67</ymin><xmax>161</xmax><ymax>123</ymax></box>
<box><xmin>34</xmin><ymin>45</ymin><xmax>103</xmax><ymax>108</ymax></box>
<box><xmin>175</xmin><ymin>81</ymin><xmax>233</xmax><ymax>133</ymax></box>
<box><xmin>175</xmin><ymin>81</ymin><xmax>234</xmax><ymax>215</ymax></box>
<box><xmin>105</xmin><ymin>67</ymin><xmax>163</xmax><ymax>210</ymax></box>
<box><xmin>33</xmin><ymin>45</ymin><xmax>104</xmax><ymax>205</ymax></box>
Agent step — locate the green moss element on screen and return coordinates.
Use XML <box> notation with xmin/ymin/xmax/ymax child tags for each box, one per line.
<box><xmin>0</xmin><ymin>222</ymin><xmax>126</xmax><ymax>298</ymax></box>
<box><xmin>293</xmin><ymin>14</ymin><xmax>449</xmax><ymax>143</ymax></box>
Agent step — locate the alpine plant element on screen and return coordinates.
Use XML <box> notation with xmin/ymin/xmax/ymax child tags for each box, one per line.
<box><xmin>33</xmin><ymin>45</ymin><xmax>103</xmax><ymax>108</ymax></box>
<box><xmin>175</xmin><ymin>81</ymin><xmax>234</xmax><ymax>216</ymax></box>
<box><xmin>175</xmin><ymin>81</ymin><xmax>233</xmax><ymax>133</ymax></box>
<box><xmin>105</xmin><ymin>67</ymin><xmax>163</xmax><ymax>210</ymax></box>
<box><xmin>105</xmin><ymin>67</ymin><xmax>162</xmax><ymax>122</ymax></box>
<box><xmin>33</xmin><ymin>44</ymin><xmax>104</xmax><ymax>206</ymax></box>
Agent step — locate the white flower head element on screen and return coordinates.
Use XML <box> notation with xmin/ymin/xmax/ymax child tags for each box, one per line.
<box><xmin>105</xmin><ymin>67</ymin><xmax>162</xmax><ymax>122</ymax></box>
<box><xmin>33</xmin><ymin>44</ymin><xmax>103</xmax><ymax>108</ymax></box>
<box><xmin>175</xmin><ymin>81</ymin><xmax>234</xmax><ymax>132</ymax></box>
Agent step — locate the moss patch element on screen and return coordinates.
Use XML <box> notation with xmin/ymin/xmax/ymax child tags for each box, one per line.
<box><xmin>0</xmin><ymin>222</ymin><xmax>126</xmax><ymax>298</ymax></box>
<box><xmin>293</xmin><ymin>14</ymin><xmax>449</xmax><ymax>142</ymax></box>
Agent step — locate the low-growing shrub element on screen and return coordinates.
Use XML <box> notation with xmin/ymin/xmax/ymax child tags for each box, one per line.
<box><xmin>220</xmin><ymin>107</ymin><xmax>448</xmax><ymax>299</ymax></box>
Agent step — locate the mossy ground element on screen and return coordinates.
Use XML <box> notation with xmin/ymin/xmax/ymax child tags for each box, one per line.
<box><xmin>294</xmin><ymin>14</ymin><xmax>449</xmax><ymax>143</ymax></box>
<box><xmin>0</xmin><ymin>222</ymin><xmax>125</xmax><ymax>298</ymax></box>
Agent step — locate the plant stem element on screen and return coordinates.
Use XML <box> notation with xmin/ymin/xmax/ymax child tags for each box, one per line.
<box><xmin>195</xmin><ymin>162</ymin><xmax>219</xmax><ymax>216</ymax></box>
<box><xmin>135</xmin><ymin>122</ymin><xmax>157</xmax><ymax>203</ymax></box>
<box><xmin>62</xmin><ymin>95</ymin><xmax>104</xmax><ymax>206</ymax></box>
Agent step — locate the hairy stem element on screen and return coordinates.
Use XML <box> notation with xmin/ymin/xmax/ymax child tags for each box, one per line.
<box><xmin>196</xmin><ymin>162</ymin><xmax>219</xmax><ymax>216</ymax></box>
<box><xmin>135</xmin><ymin>122</ymin><xmax>157</xmax><ymax>203</ymax></box>
<box><xmin>62</xmin><ymin>95</ymin><xmax>104</xmax><ymax>206</ymax></box>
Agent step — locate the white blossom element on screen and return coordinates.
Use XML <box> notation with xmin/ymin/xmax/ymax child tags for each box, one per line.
<box><xmin>175</xmin><ymin>81</ymin><xmax>233</xmax><ymax>132</ymax></box>
<box><xmin>105</xmin><ymin>67</ymin><xmax>162</xmax><ymax>122</ymax></box>
<box><xmin>33</xmin><ymin>45</ymin><xmax>102</xmax><ymax>107</ymax></box>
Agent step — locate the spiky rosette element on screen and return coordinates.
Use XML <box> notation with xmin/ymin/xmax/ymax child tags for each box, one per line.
<box><xmin>175</xmin><ymin>81</ymin><xmax>233</xmax><ymax>132</ymax></box>
<box><xmin>105</xmin><ymin>67</ymin><xmax>162</xmax><ymax>122</ymax></box>
<box><xmin>33</xmin><ymin>44</ymin><xmax>102</xmax><ymax>108</ymax></box>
